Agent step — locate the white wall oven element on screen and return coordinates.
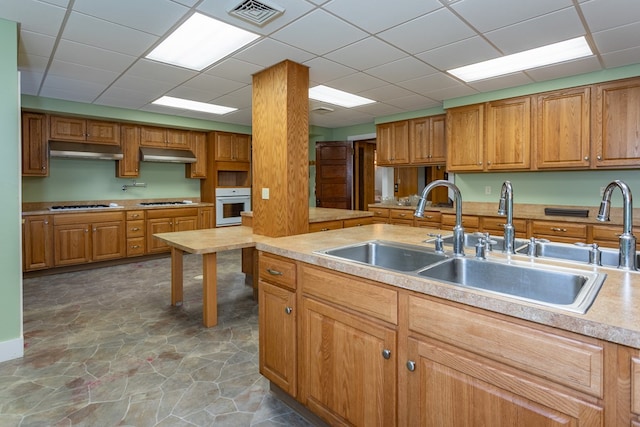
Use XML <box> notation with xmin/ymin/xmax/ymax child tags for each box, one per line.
<box><xmin>216</xmin><ymin>187</ymin><xmax>251</xmax><ymax>226</ymax></box>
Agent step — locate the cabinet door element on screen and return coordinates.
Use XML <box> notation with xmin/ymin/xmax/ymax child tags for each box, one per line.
<box><xmin>174</xmin><ymin>215</ymin><xmax>198</xmax><ymax>233</ymax></box>
<box><xmin>23</xmin><ymin>215</ymin><xmax>53</xmax><ymax>271</ymax></box>
<box><xmin>410</xmin><ymin>116</ymin><xmax>430</xmax><ymax>163</ymax></box>
<box><xmin>535</xmin><ymin>87</ymin><xmax>591</xmax><ymax>169</ymax></box>
<box><xmin>429</xmin><ymin>114</ymin><xmax>447</xmax><ymax>163</ymax></box>
<box><xmin>259</xmin><ymin>280</ymin><xmax>297</xmax><ymax>396</ymax></box>
<box><xmin>234</xmin><ymin>133</ymin><xmax>251</xmax><ymax>162</ymax></box>
<box><xmin>446</xmin><ymin>104</ymin><xmax>484</xmax><ymax>171</ymax></box>
<box><xmin>300</xmin><ymin>297</ymin><xmax>396</xmax><ymax>426</ymax></box>
<box><xmin>199</xmin><ymin>207</ymin><xmax>214</xmax><ymax>229</ymax></box>
<box><xmin>486</xmin><ymin>97</ymin><xmax>531</xmax><ymax>170</ymax></box>
<box><xmin>186</xmin><ymin>131</ymin><xmax>207</xmax><ymax>178</ymax></box>
<box><xmin>49</xmin><ymin>115</ymin><xmax>86</xmax><ymax>141</ymax></box>
<box><xmin>375</xmin><ymin>122</ymin><xmax>393</xmax><ymax>165</ymax></box>
<box><xmin>404</xmin><ymin>337</ymin><xmax>602</xmax><ymax>427</ymax></box>
<box><xmin>147</xmin><ymin>218</ymin><xmax>173</xmax><ymax>253</ymax></box>
<box><xmin>376</xmin><ymin>121</ymin><xmax>409</xmax><ymax>165</ymax></box>
<box><xmin>214</xmin><ymin>132</ymin><xmax>235</xmax><ymax>161</ymax></box>
<box><xmin>592</xmin><ymin>77</ymin><xmax>640</xmax><ymax>167</ymax></box>
<box><xmin>86</xmin><ymin>120</ymin><xmax>120</xmax><ymax>145</ymax></box>
<box><xmin>117</xmin><ymin>125</ymin><xmax>140</xmax><ymax>178</ymax></box>
<box><xmin>21</xmin><ymin>112</ymin><xmax>48</xmax><ymax>176</ymax></box>
<box><xmin>140</xmin><ymin>126</ymin><xmax>168</xmax><ymax>147</ymax></box>
<box><xmin>54</xmin><ymin>223</ymin><xmax>91</xmax><ymax>265</ymax></box>
<box><xmin>166</xmin><ymin>129</ymin><xmax>189</xmax><ymax>148</ymax></box>
<box><xmin>91</xmin><ymin>220</ymin><xmax>125</xmax><ymax>261</ymax></box>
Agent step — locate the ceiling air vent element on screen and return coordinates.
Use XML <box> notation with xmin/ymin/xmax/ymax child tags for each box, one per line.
<box><xmin>228</xmin><ymin>0</ymin><xmax>284</xmax><ymax>26</ymax></box>
<box><xmin>312</xmin><ymin>106</ymin><xmax>335</xmax><ymax>114</ymax></box>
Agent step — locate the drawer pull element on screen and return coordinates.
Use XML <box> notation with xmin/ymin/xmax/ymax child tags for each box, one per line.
<box><xmin>266</xmin><ymin>268</ymin><xmax>283</xmax><ymax>276</ymax></box>
<box><xmin>550</xmin><ymin>227</ymin><xmax>567</xmax><ymax>232</ymax></box>
<box><xmin>285</xmin><ymin>307</ymin><xmax>293</xmax><ymax>315</ymax></box>
<box><xmin>399</xmin><ymin>213</ymin><xmax>406</xmax><ymax>217</ymax></box>
<box><xmin>406</xmin><ymin>360</ymin><xmax>416</xmax><ymax>372</ymax></box>
<box><xmin>424</xmin><ymin>215</ymin><xmax>433</xmax><ymax>219</ymax></box>
<box><xmin>131</xmin><ymin>227</ymin><xmax>140</xmax><ymax>231</ymax></box>
<box><xmin>320</xmin><ymin>228</ymin><xmax>330</xmax><ymax>231</ymax></box>
<box><xmin>130</xmin><ymin>245</ymin><xmax>140</xmax><ymax>249</ymax></box>
<box><xmin>382</xmin><ymin>349</ymin><xmax>392</xmax><ymax>360</ymax></box>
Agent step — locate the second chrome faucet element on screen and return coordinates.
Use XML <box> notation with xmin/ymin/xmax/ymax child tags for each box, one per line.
<box><xmin>498</xmin><ymin>181</ymin><xmax>516</xmax><ymax>254</ymax></box>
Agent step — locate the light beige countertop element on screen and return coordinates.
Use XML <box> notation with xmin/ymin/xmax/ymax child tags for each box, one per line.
<box><xmin>256</xmin><ymin>223</ymin><xmax>640</xmax><ymax>349</ymax></box>
<box><xmin>241</xmin><ymin>207</ymin><xmax>373</xmax><ymax>223</ymax></box>
<box><xmin>369</xmin><ymin>201</ymin><xmax>640</xmax><ymax>226</ymax></box>
<box><xmin>153</xmin><ymin>225</ymin><xmax>273</xmax><ymax>254</ymax></box>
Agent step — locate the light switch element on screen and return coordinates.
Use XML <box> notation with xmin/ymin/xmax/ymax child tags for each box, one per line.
<box><xmin>262</xmin><ymin>188</ymin><xmax>270</xmax><ymax>199</ymax></box>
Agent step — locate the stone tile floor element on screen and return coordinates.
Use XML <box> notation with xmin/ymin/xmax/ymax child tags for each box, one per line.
<box><xmin>1</xmin><ymin>250</ymin><xmax>314</xmax><ymax>427</ymax></box>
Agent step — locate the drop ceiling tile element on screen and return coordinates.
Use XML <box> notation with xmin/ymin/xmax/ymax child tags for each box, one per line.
<box><xmin>110</xmin><ymin>74</ymin><xmax>177</xmax><ymax>96</ymax></box>
<box><xmin>366</xmin><ymin>57</ymin><xmax>437</xmax><ymax>83</ymax></box>
<box><xmin>398</xmin><ymin>72</ymin><xmax>464</xmax><ymax>95</ymax></box>
<box><xmin>48</xmin><ymin>60</ymin><xmax>120</xmax><ymax>85</ymax></box>
<box><xmin>18</xmin><ymin>30</ymin><xmax>56</xmax><ymax>57</ymax></box>
<box><xmin>423</xmin><ymin>85</ymin><xmax>478</xmax><ymax>102</ymax></box>
<box><xmin>600</xmin><ymin>45</ymin><xmax>640</xmax><ymax>68</ymax></box>
<box><xmin>211</xmin><ymin>86</ymin><xmax>253</xmax><ymax>109</ymax></box>
<box><xmin>592</xmin><ymin>21</ymin><xmax>640</xmax><ymax>53</ymax></box>
<box><xmin>467</xmin><ymin>72</ymin><xmax>534</xmax><ymax>93</ymax></box>
<box><xmin>450</xmin><ymin>0</ymin><xmax>573</xmax><ymax>32</ymax></box>
<box><xmin>359</xmin><ymin>84</ymin><xmax>414</xmax><ymax>101</ymax></box>
<box><xmin>485</xmin><ymin>7</ymin><xmax>585</xmax><ymax>54</ymax></box>
<box><xmin>580</xmin><ymin>0</ymin><xmax>640</xmax><ymax>32</ymax></box>
<box><xmin>234</xmin><ymin>38</ymin><xmax>314</xmax><ymax>67</ymax></box>
<box><xmin>19</xmin><ymin>71</ymin><xmax>45</xmax><ymax>95</ymax></box>
<box><xmin>62</xmin><ymin>11</ymin><xmax>158</xmax><ymax>56</ymax></box>
<box><xmin>170</xmin><ymin>0</ymin><xmax>198</xmax><ymax>7</ymax></box>
<box><xmin>325</xmin><ymin>72</ymin><xmax>388</xmax><ymax>94</ymax></box>
<box><xmin>385</xmin><ymin>94</ymin><xmax>440</xmax><ymax>111</ymax></box>
<box><xmin>181</xmin><ymin>73</ymin><xmax>246</xmax><ymax>96</ymax></box>
<box><xmin>325</xmin><ymin>38</ymin><xmax>406</xmax><ymax>71</ymax></box>
<box><xmin>18</xmin><ymin>53</ymin><xmax>50</xmax><ymax>74</ymax></box>
<box><xmin>378</xmin><ymin>8</ymin><xmax>475</xmax><ymax>54</ymax></box>
<box><xmin>354</xmin><ymin>102</ymin><xmax>405</xmax><ymax>118</ymax></box>
<box><xmin>72</xmin><ymin>0</ymin><xmax>188</xmax><ymax>36</ymax></box>
<box><xmin>40</xmin><ymin>76</ymin><xmax>107</xmax><ymax>102</ymax></box>
<box><xmin>416</xmin><ymin>37</ymin><xmax>500</xmax><ymax>71</ymax></box>
<box><xmin>95</xmin><ymin>86</ymin><xmax>155</xmax><ymax>109</ymax></box>
<box><xmin>205</xmin><ymin>58</ymin><xmax>263</xmax><ymax>84</ymax></box>
<box><xmin>0</xmin><ymin>0</ymin><xmax>66</xmax><ymax>36</ymax></box>
<box><xmin>127</xmin><ymin>59</ymin><xmax>198</xmax><ymax>84</ymax></box>
<box><xmin>324</xmin><ymin>0</ymin><xmax>442</xmax><ymax>33</ymax></box>
<box><xmin>526</xmin><ymin>56</ymin><xmax>602</xmax><ymax>82</ymax></box>
<box><xmin>54</xmin><ymin>40</ymin><xmax>136</xmax><ymax>74</ymax></box>
<box><xmin>270</xmin><ymin>9</ymin><xmax>367</xmax><ymax>55</ymax></box>
<box><xmin>304</xmin><ymin>57</ymin><xmax>357</xmax><ymax>84</ymax></box>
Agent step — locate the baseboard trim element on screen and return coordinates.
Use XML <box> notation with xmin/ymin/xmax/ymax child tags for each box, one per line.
<box><xmin>0</xmin><ymin>337</ymin><xmax>24</xmax><ymax>363</ymax></box>
<box><xmin>269</xmin><ymin>382</ymin><xmax>329</xmax><ymax>427</ymax></box>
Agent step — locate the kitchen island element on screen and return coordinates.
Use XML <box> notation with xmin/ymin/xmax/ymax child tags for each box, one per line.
<box><xmin>254</xmin><ymin>223</ymin><xmax>640</xmax><ymax>426</ymax></box>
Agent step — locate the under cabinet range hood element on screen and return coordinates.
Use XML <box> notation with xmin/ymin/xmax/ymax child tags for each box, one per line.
<box><xmin>49</xmin><ymin>141</ymin><xmax>124</xmax><ymax>160</ymax></box>
<box><xmin>139</xmin><ymin>147</ymin><xmax>197</xmax><ymax>164</ymax></box>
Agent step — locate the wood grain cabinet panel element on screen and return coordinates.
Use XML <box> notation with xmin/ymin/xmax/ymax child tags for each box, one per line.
<box><xmin>376</xmin><ymin>120</ymin><xmax>409</xmax><ymax>165</ymax></box>
<box><xmin>485</xmin><ymin>96</ymin><xmax>531</xmax><ymax>170</ymax></box>
<box><xmin>369</xmin><ymin>207</ymin><xmax>390</xmax><ymax>224</ymax></box>
<box><xmin>534</xmin><ymin>87</ymin><xmax>591</xmax><ymax>169</ymax></box>
<box><xmin>21</xmin><ymin>112</ymin><xmax>48</xmax><ymax>176</ymax></box>
<box><xmin>23</xmin><ymin>215</ymin><xmax>53</xmax><ymax>271</ymax></box>
<box><xmin>409</xmin><ymin>114</ymin><xmax>446</xmax><ymax>165</ymax></box>
<box><xmin>186</xmin><ymin>131</ymin><xmax>207</xmax><ymax>178</ymax></box>
<box><xmin>213</xmin><ymin>131</ymin><xmax>251</xmax><ymax>162</ymax></box>
<box><xmin>50</xmin><ymin>115</ymin><xmax>120</xmax><ymax>145</ymax></box>
<box><xmin>441</xmin><ymin>213</ymin><xmax>479</xmax><ymax>232</ymax></box>
<box><xmin>446</xmin><ymin>104</ymin><xmax>485</xmax><ymax>171</ymax></box>
<box><xmin>117</xmin><ymin>124</ymin><xmax>140</xmax><ymax>178</ymax></box>
<box><xmin>145</xmin><ymin>208</ymin><xmax>199</xmax><ymax>253</ymax></box>
<box><xmin>531</xmin><ymin>220</ymin><xmax>587</xmax><ymax>243</ymax></box>
<box><xmin>592</xmin><ymin>77</ymin><xmax>640</xmax><ymax>168</ymax></box>
<box><xmin>140</xmin><ymin>126</ymin><xmax>189</xmax><ymax>149</ymax></box>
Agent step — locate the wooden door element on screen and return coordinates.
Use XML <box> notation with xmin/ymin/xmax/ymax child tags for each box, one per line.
<box><xmin>91</xmin><ymin>220</ymin><xmax>125</xmax><ymax>261</ymax></box>
<box><xmin>300</xmin><ymin>296</ymin><xmax>397</xmax><ymax>426</ymax></box>
<box><xmin>354</xmin><ymin>140</ymin><xmax>376</xmax><ymax>211</ymax></box>
<box><xmin>21</xmin><ymin>112</ymin><xmax>48</xmax><ymax>176</ymax></box>
<box><xmin>315</xmin><ymin>141</ymin><xmax>353</xmax><ymax>209</ymax></box>
<box><xmin>486</xmin><ymin>96</ymin><xmax>531</xmax><ymax>170</ymax></box>
<box><xmin>446</xmin><ymin>104</ymin><xmax>484</xmax><ymax>171</ymax></box>
<box><xmin>23</xmin><ymin>215</ymin><xmax>52</xmax><ymax>271</ymax></box>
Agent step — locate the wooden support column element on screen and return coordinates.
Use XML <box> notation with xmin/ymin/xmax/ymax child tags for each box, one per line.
<box><xmin>252</xmin><ymin>60</ymin><xmax>309</xmax><ymax>237</ymax></box>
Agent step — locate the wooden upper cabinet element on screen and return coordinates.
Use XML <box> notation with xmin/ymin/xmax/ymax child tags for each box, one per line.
<box><xmin>410</xmin><ymin>114</ymin><xmax>446</xmax><ymax>164</ymax></box>
<box><xmin>213</xmin><ymin>131</ymin><xmax>251</xmax><ymax>162</ymax></box>
<box><xmin>49</xmin><ymin>115</ymin><xmax>120</xmax><ymax>145</ymax></box>
<box><xmin>376</xmin><ymin>120</ymin><xmax>409</xmax><ymax>165</ymax></box>
<box><xmin>140</xmin><ymin>126</ymin><xmax>190</xmax><ymax>149</ymax></box>
<box><xmin>21</xmin><ymin>112</ymin><xmax>48</xmax><ymax>176</ymax></box>
<box><xmin>186</xmin><ymin>131</ymin><xmax>207</xmax><ymax>178</ymax></box>
<box><xmin>117</xmin><ymin>125</ymin><xmax>140</xmax><ymax>178</ymax></box>
<box><xmin>534</xmin><ymin>87</ymin><xmax>591</xmax><ymax>169</ymax></box>
<box><xmin>485</xmin><ymin>96</ymin><xmax>531</xmax><ymax>170</ymax></box>
<box><xmin>446</xmin><ymin>104</ymin><xmax>484</xmax><ymax>171</ymax></box>
<box><xmin>592</xmin><ymin>77</ymin><xmax>640</xmax><ymax>168</ymax></box>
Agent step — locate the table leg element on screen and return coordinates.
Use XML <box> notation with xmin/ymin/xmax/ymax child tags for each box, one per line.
<box><xmin>202</xmin><ymin>252</ymin><xmax>217</xmax><ymax>327</ymax></box>
<box><xmin>171</xmin><ymin>247</ymin><xmax>184</xmax><ymax>306</ymax></box>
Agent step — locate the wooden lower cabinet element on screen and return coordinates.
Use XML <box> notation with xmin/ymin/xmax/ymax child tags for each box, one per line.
<box><xmin>23</xmin><ymin>215</ymin><xmax>53</xmax><ymax>271</ymax></box>
<box><xmin>53</xmin><ymin>212</ymin><xmax>125</xmax><ymax>266</ymax></box>
<box><xmin>530</xmin><ymin>219</ymin><xmax>588</xmax><ymax>244</ymax></box>
<box><xmin>441</xmin><ymin>213</ymin><xmax>479</xmax><ymax>232</ymax></box>
<box><xmin>146</xmin><ymin>207</ymin><xmax>198</xmax><ymax>253</ymax></box>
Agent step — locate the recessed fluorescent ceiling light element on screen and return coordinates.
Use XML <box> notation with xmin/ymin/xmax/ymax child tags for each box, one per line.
<box><xmin>308</xmin><ymin>85</ymin><xmax>375</xmax><ymax>108</ymax></box>
<box><xmin>448</xmin><ymin>36</ymin><xmax>593</xmax><ymax>82</ymax></box>
<box><xmin>146</xmin><ymin>13</ymin><xmax>259</xmax><ymax>71</ymax></box>
<box><xmin>153</xmin><ymin>96</ymin><xmax>237</xmax><ymax>115</ymax></box>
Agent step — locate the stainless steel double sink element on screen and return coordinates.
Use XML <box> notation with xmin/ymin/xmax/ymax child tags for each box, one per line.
<box><xmin>316</xmin><ymin>239</ymin><xmax>607</xmax><ymax>314</ymax></box>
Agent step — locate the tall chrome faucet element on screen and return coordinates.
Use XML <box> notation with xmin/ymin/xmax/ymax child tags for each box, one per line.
<box><xmin>415</xmin><ymin>180</ymin><xmax>464</xmax><ymax>256</ymax></box>
<box><xmin>497</xmin><ymin>181</ymin><xmax>516</xmax><ymax>254</ymax></box>
<box><xmin>597</xmin><ymin>180</ymin><xmax>637</xmax><ymax>270</ymax></box>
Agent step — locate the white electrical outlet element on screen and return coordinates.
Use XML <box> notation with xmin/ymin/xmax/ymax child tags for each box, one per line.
<box><xmin>485</xmin><ymin>186</ymin><xmax>492</xmax><ymax>195</ymax></box>
<box><xmin>262</xmin><ymin>188</ymin><xmax>270</xmax><ymax>200</ymax></box>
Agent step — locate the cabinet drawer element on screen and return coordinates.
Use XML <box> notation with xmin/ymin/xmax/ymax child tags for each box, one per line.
<box><xmin>390</xmin><ymin>209</ymin><xmax>413</xmax><ymax>221</ymax></box>
<box><xmin>415</xmin><ymin>210</ymin><xmax>441</xmax><ymax>224</ymax></box>
<box><xmin>146</xmin><ymin>207</ymin><xmax>199</xmax><ymax>219</ymax></box>
<box><xmin>126</xmin><ymin>220</ymin><xmax>145</xmax><ymax>238</ymax></box>
<box><xmin>441</xmin><ymin>214</ymin><xmax>479</xmax><ymax>230</ymax></box>
<box><xmin>369</xmin><ymin>207</ymin><xmax>390</xmax><ymax>219</ymax></box>
<box><xmin>531</xmin><ymin>220</ymin><xmax>587</xmax><ymax>239</ymax></box>
<box><xmin>633</xmin><ymin>357</ymin><xmax>640</xmax><ymax>415</ymax></box>
<box><xmin>481</xmin><ymin>216</ymin><xmax>527</xmax><ymax>236</ymax></box>
<box><xmin>301</xmin><ymin>264</ymin><xmax>397</xmax><ymax>324</ymax></box>
<box><xmin>127</xmin><ymin>210</ymin><xmax>144</xmax><ymax>220</ymax></box>
<box><xmin>343</xmin><ymin>217</ymin><xmax>373</xmax><ymax>228</ymax></box>
<box><xmin>127</xmin><ymin>237</ymin><xmax>145</xmax><ymax>256</ymax></box>
<box><xmin>408</xmin><ymin>296</ymin><xmax>603</xmax><ymax>397</ymax></box>
<box><xmin>591</xmin><ymin>224</ymin><xmax>622</xmax><ymax>241</ymax></box>
<box><xmin>308</xmin><ymin>220</ymin><xmax>342</xmax><ymax>233</ymax></box>
<box><xmin>53</xmin><ymin>211</ymin><xmax>124</xmax><ymax>225</ymax></box>
<box><xmin>259</xmin><ymin>253</ymin><xmax>297</xmax><ymax>290</ymax></box>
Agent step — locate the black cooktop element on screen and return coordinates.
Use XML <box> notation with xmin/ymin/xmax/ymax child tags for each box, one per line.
<box><xmin>49</xmin><ymin>204</ymin><xmax>110</xmax><ymax>210</ymax></box>
<box><xmin>138</xmin><ymin>201</ymin><xmax>189</xmax><ymax>206</ymax></box>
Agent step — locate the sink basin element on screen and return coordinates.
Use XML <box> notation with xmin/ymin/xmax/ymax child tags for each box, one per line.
<box><xmin>317</xmin><ymin>240</ymin><xmax>448</xmax><ymax>272</ymax></box>
<box><xmin>432</xmin><ymin>233</ymin><xmax>528</xmax><ymax>252</ymax></box>
<box><xmin>417</xmin><ymin>257</ymin><xmax>606</xmax><ymax>313</ymax></box>
<box><xmin>516</xmin><ymin>240</ymin><xmax>640</xmax><ymax>268</ymax></box>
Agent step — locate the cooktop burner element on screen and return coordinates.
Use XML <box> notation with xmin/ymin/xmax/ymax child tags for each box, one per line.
<box><xmin>49</xmin><ymin>204</ymin><xmax>110</xmax><ymax>211</ymax></box>
<box><xmin>138</xmin><ymin>201</ymin><xmax>189</xmax><ymax>206</ymax></box>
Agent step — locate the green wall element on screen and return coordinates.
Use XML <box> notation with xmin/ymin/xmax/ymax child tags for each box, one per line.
<box><xmin>0</xmin><ymin>18</ymin><xmax>23</xmax><ymax>361</ymax></box>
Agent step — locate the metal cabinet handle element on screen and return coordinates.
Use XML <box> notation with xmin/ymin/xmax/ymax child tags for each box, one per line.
<box><xmin>320</xmin><ymin>228</ymin><xmax>330</xmax><ymax>231</ymax></box>
<box><xmin>93</xmin><ymin>228</ymin><xmax>96</xmax><ymax>232</ymax></box>
<box><xmin>382</xmin><ymin>349</ymin><xmax>391</xmax><ymax>359</ymax></box>
<box><xmin>131</xmin><ymin>227</ymin><xmax>140</xmax><ymax>231</ymax></box>
<box><xmin>266</xmin><ymin>268</ymin><xmax>283</xmax><ymax>276</ymax></box>
<box><xmin>399</xmin><ymin>213</ymin><xmax>406</xmax><ymax>217</ymax></box>
<box><xmin>285</xmin><ymin>307</ymin><xmax>293</xmax><ymax>315</ymax></box>
<box><xmin>550</xmin><ymin>227</ymin><xmax>567</xmax><ymax>232</ymax></box>
<box><xmin>130</xmin><ymin>245</ymin><xmax>140</xmax><ymax>249</ymax></box>
<box><xmin>406</xmin><ymin>360</ymin><xmax>416</xmax><ymax>371</ymax></box>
